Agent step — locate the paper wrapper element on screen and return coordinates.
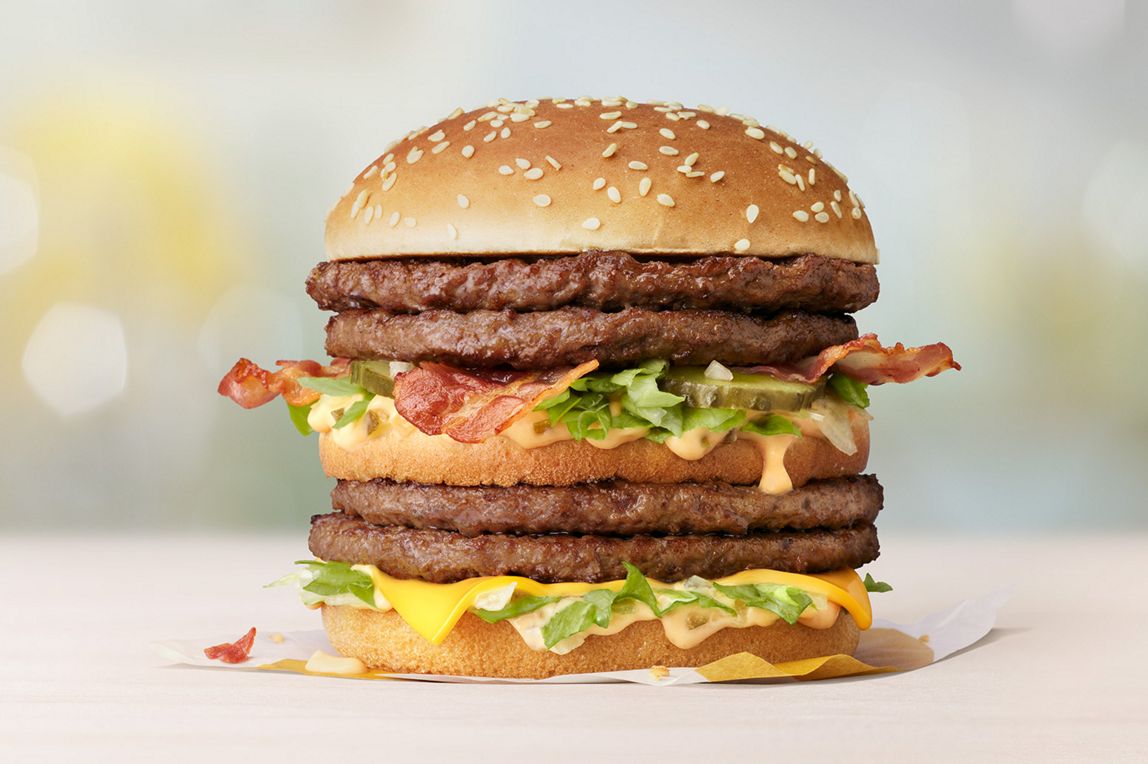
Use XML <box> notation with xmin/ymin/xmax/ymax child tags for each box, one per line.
<box><xmin>153</xmin><ymin>591</ymin><xmax>1007</xmax><ymax>685</ymax></box>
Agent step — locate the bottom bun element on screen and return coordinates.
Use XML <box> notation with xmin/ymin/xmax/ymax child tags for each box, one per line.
<box><xmin>321</xmin><ymin>605</ymin><xmax>860</xmax><ymax>679</ymax></box>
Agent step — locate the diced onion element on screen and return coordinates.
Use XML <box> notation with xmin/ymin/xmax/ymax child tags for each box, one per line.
<box><xmin>704</xmin><ymin>360</ymin><xmax>734</xmax><ymax>381</ymax></box>
<box><xmin>809</xmin><ymin>396</ymin><xmax>858</xmax><ymax>455</ymax></box>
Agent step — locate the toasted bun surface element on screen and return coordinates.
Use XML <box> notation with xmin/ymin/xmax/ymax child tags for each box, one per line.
<box><xmin>326</xmin><ymin>98</ymin><xmax>877</xmax><ymax>263</ymax></box>
<box><xmin>322</xmin><ymin>605</ymin><xmax>860</xmax><ymax>679</ymax></box>
<box><xmin>318</xmin><ymin>419</ymin><xmax>869</xmax><ymax>486</ymax></box>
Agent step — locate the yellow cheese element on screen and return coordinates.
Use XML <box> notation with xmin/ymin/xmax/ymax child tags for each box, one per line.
<box><xmin>354</xmin><ymin>565</ymin><xmax>872</xmax><ymax>645</ymax></box>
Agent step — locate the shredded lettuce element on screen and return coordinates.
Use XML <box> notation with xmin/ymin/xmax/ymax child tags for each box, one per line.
<box><xmin>286</xmin><ymin>401</ymin><xmax>314</xmax><ymax>436</ymax></box>
<box><xmin>828</xmin><ymin>373</ymin><xmax>870</xmax><ymax>409</ymax></box>
<box><xmin>863</xmin><ymin>573</ymin><xmax>893</xmax><ymax>593</ymax></box>
<box><xmin>468</xmin><ymin>563</ymin><xmax>821</xmax><ymax>649</ymax></box>
<box><xmin>284</xmin><ymin>560</ymin><xmax>377</xmax><ymax>607</ymax></box>
<box><xmin>537</xmin><ymin>361</ymin><xmax>750</xmax><ymax>443</ymax></box>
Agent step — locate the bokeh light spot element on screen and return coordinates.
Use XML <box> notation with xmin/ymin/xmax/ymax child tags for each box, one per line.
<box><xmin>0</xmin><ymin>148</ymin><xmax>39</xmax><ymax>276</ymax></box>
<box><xmin>22</xmin><ymin>303</ymin><xmax>128</xmax><ymax>416</ymax></box>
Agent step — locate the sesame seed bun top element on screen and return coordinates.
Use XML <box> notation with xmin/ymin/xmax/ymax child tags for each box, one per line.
<box><xmin>325</xmin><ymin>97</ymin><xmax>878</xmax><ymax>264</ymax></box>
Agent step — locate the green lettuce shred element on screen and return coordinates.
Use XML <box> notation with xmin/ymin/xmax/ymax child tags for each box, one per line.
<box><xmin>827</xmin><ymin>373</ymin><xmax>870</xmax><ymax>409</ymax></box>
<box><xmin>863</xmin><ymin>573</ymin><xmax>893</xmax><ymax>593</ymax></box>
<box><xmin>286</xmin><ymin>559</ymin><xmax>376</xmax><ymax>607</ymax></box>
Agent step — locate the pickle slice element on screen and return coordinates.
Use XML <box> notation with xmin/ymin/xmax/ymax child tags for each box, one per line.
<box><xmin>660</xmin><ymin>367</ymin><xmax>824</xmax><ymax>411</ymax></box>
<box><xmin>349</xmin><ymin>360</ymin><xmax>397</xmax><ymax>397</ymax></box>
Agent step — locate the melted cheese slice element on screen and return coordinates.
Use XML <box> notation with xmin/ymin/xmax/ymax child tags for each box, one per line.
<box><xmin>354</xmin><ymin>565</ymin><xmax>873</xmax><ymax>644</ymax></box>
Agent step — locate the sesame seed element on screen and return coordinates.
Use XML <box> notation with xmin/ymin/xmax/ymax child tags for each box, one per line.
<box><xmin>524</xmin><ymin>168</ymin><xmax>544</xmax><ymax>180</ymax></box>
<box><xmin>659</xmin><ymin>128</ymin><xmax>676</xmax><ymax>140</ymax></box>
<box><xmin>849</xmin><ymin>190</ymin><xmax>860</xmax><ymax>206</ymax></box>
<box><xmin>428</xmin><ymin>129</ymin><xmax>446</xmax><ymax>143</ymax></box>
<box><xmin>499</xmin><ymin>127</ymin><xmax>511</xmax><ymax>139</ymax></box>
<box><xmin>815</xmin><ymin>211</ymin><xmax>830</xmax><ymax>223</ymax></box>
<box><xmin>628</xmin><ymin>160</ymin><xmax>648</xmax><ymax>171</ymax></box>
<box><xmin>666</xmin><ymin>112</ymin><xmax>680</xmax><ymax>121</ymax></box>
<box><xmin>534</xmin><ymin>120</ymin><xmax>552</xmax><ymax>129</ymax></box>
<box><xmin>793</xmin><ymin>210</ymin><xmax>810</xmax><ymax>222</ymax></box>
<box><xmin>363</xmin><ymin>165</ymin><xmax>379</xmax><ymax>180</ymax></box>
<box><xmin>709</xmin><ymin>171</ymin><xmax>725</xmax><ymax>182</ymax></box>
<box><xmin>463</xmin><ymin>120</ymin><xmax>477</xmax><ymax>131</ymax></box>
<box><xmin>684</xmin><ymin>152</ymin><xmax>699</xmax><ymax>167</ymax></box>
<box><xmin>457</xmin><ymin>194</ymin><xmax>470</xmax><ymax>209</ymax></box>
<box><xmin>811</xmin><ymin>201</ymin><xmax>825</xmax><ymax>212</ymax></box>
<box><xmin>686</xmin><ymin>171</ymin><xmax>704</xmax><ymax>178</ymax></box>
<box><xmin>796</xmin><ymin>175</ymin><xmax>806</xmax><ymax>191</ymax></box>
<box><xmin>363</xmin><ymin>206</ymin><xmax>374</xmax><ymax>224</ymax></box>
<box><xmin>607</xmin><ymin>122</ymin><xmax>623</xmax><ymax>134</ymax></box>
<box><xmin>383</xmin><ymin>161</ymin><xmax>396</xmax><ymax>173</ymax></box>
<box><xmin>483</xmin><ymin>131</ymin><xmax>497</xmax><ymax>143</ymax></box>
<box><xmin>656</xmin><ymin>193</ymin><xmax>674</xmax><ymax>207</ymax></box>
<box><xmin>745</xmin><ymin>127</ymin><xmax>766</xmax><ymax>140</ymax></box>
<box><xmin>779</xmin><ymin>170</ymin><xmax>797</xmax><ymax>185</ymax></box>
<box><xmin>388</xmin><ymin>211</ymin><xmax>400</xmax><ymax>227</ymax></box>
<box><xmin>432</xmin><ymin>141</ymin><xmax>450</xmax><ymax>154</ymax></box>
<box><xmin>447</xmin><ymin>223</ymin><xmax>459</xmax><ymax>239</ymax></box>
<box><xmin>509</xmin><ymin>112</ymin><xmax>529</xmax><ymax>123</ymax></box>
<box><xmin>697</xmin><ymin>119</ymin><xmax>710</xmax><ymax>130</ymax></box>
<box><xmin>592</xmin><ymin>177</ymin><xmax>606</xmax><ymax>191</ymax></box>
<box><xmin>350</xmin><ymin>190</ymin><xmax>369</xmax><ymax>217</ymax></box>
<box><xmin>676</xmin><ymin>165</ymin><xmax>691</xmax><ymax>174</ymax></box>
<box><xmin>556</xmin><ymin>102</ymin><xmax>574</xmax><ymax>109</ymax></box>
<box><xmin>639</xmin><ymin>177</ymin><xmax>652</xmax><ymax>196</ymax></box>
<box><xmin>490</xmin><ymin>119</ymin><xmax>504</xmax><ymax>129</ymax></box>
<box><xmin>746</xmin><ymin>204</ymin><xmax>760</xmax><ymax>224</ymax></box>
<box><xmin>785</xmin><ymin>146</ymin><xmax>798</xmax><ymax>159</ymax></box>
<box><xmin>382</xmin><ymin>152</ymin><xmax>395</xmax><ymax>164</ymax></box>
<box><xmin>807</xmin><ymin>168</ymin><xmax>816</xmax><ymax>185</ymax></box>
<box><xmin>602</xmin><ymin>143</ymin><xmax>618</xmax><ymax>158</ymax></box>
<box><xmin>499</xmin><ymin>165</ymin><xmax>514</xmax><ymax>175</ymax></box>
<box><xmin>834</xmin><ymin>190</ymin><xmax>843</xmax><ymax>202</ymax></box>
<box><xmin>659</xmin><ymin>146</ymin><xmax>680</xmax><ymax>156</ymax></box>
<box><xmin>620</xmin><ymin>121</ymin><xmax>637</xmax><ymax>129</ymax></box>
<box><xmin>574</xmin><ymin>97</ymin><xmax>592</xmax><ymax>107</ymax></box>
<box><xmin>533</xmin><ymin>194</ymin><xmax>552</xmax><ymax>207</ymax></box>
<box><xmin>403</xmin><ymin>216</ymin><xmax>417</xmax><ymax>227</ymax></box>
<box><xmin>406</xmin><ymin>148</ymin><xmax>423</xmax><ymax>164</ymax></box>
<box><xmin>582</xmin><ymin>217</ymin><xmax>601</xmax><ymax>230</ymax></box>
<box><xmin>734</xmin><ymin>238</ymin><xmax>750</xmax><ymax>252</ymax></box>
<box><xmin>515</xmin><ymin>157</ymin><xmax>531</xmax><ymax>170</ymax></box>
<box><xmin>607</xmin><ymin>186</ymin><xmax>621</xmax><ymax>203</ymax></box>
<box><xmin>852</xmin><ymin>207</ymin><xmax>863</xmax><ymax>219</ymax></box>
<box><xmin>600</xmin><ymin>111</ymin><xmax>622</xmax><ymax>120</ymax></box>
<box><xmin>831</xmin><ymin>200</ymin><xmax>843</xmax><ymax>218</ymax></box>
<box><xmin>382</xmin><ymin>174</ymin><xmax>397</xmax><ymax>191</ymax></box>
<box><xmin>461</xmin><ymin>144</ymin><xmax>475</xmax><ymax>158</ymax></box>
<box><xmin>769</xmin><ymin>142</ymin><xmax>783</xmax><ymax>155</ymax></box>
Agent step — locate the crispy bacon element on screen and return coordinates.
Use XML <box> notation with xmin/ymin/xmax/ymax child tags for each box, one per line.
<box><xmin>203</xmin><ymin>627</ymin><xmax>257</xmax><ymax>664</ymax></box>
<box><xmin>218</xmin><ymin>358</ymin><xmax>350</xmax><ymax>408</ymax></box>
<box><xmin>393</xmin><ymin>361</ymin><xmax>599</xmax><ymax>443</ymax></box>
<box><xmin>751</xmin><ymin>334</ymin><xmax>959</xmax><ymax>385</ymax></box>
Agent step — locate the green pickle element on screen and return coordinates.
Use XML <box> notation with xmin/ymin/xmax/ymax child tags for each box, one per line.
<box><xmin>660</xmin><ymin>367</ymin><xmax>823</xmax><ymax>412</ymax></box>
<box><xmin>349</xmin><ymin>360</ymin><xmax>398</xmax><ymax>397</ymax></box>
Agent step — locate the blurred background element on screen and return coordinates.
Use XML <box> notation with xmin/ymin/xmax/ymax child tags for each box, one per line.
<box><xmin>0</xmin><ymin>0</ymin><xmax>1144</xmax><ymax>533</ymax></box>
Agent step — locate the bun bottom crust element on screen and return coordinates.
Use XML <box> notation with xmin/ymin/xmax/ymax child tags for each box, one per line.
<box><xmin>318</xmin><ymin>418</ymin><xmax>869</xmax><ymax>487</ymax></box>
<box><xmin>321</xmin><ymin>605</ymin><xmax>860</xmax><ymax>679</ymax></box>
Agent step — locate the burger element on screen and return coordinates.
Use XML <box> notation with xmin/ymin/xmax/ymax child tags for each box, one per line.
<box><xmin>219</xmin><ymin>97</ymin><xmax>958</xmax><ymax>679</ymax></box>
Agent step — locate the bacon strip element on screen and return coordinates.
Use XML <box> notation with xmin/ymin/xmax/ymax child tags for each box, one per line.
<box><xmin>393</xmin><ymin>361</ymin><xmax>599</xmax><ymax>443</ymax></box>
<box><xmin>751</xmin><ymin>334</ymin><xmax>960</xmax><ymax>385</ymax></box>
<box><xmin>218</xmin><ymin>358</ymin><xmax>350</xmax><ymax>408</ymax></box>
<box><xmin>203</xmin><ymin>627</ymin><xmax>257</xmax><ymax>664</ymax></box>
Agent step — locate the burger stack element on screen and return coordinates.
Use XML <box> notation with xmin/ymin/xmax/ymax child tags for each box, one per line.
<box><xmin>221</xmin><ymin>97</ymin><xmax>956</xmax><ymax>678</ymax></box>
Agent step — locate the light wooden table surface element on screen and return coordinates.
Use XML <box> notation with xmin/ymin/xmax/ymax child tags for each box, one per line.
<box><xmin>1</xmin><ymin>533</ymin><xmax>1145</xmax><ymax>762</ymax></box>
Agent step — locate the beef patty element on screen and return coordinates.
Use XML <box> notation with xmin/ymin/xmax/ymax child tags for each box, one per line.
<box><xmin>332</xmin><ymin>476</ymin><xmax>883</xmax><ymax>537</ymax></box>
<box><xmin>308</xmin><ymin>512</ymin><xmax>880</xmax><ymax>583</ymax></box>
<box><xmin>307</xmin><ymin>252</ymin><xmax>879</xmax><ymax>314</ymax></box>
<box><xmin>325</xmin><ymin>307</ymin><xmax>858</xmax><ymax>369</ymax></box>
